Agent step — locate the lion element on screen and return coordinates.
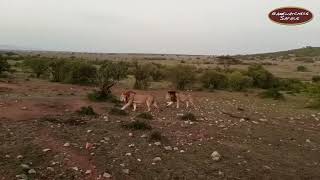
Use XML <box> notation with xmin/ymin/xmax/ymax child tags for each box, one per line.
<box><xmin>120</xmin><ymin>91</ymin><xmax>158</xmax><ymax>112</ymax></box>
<box><xmin>165</xmin><ymin>91</ymin><xmax>194</xmax><ymax>108</ymax></box>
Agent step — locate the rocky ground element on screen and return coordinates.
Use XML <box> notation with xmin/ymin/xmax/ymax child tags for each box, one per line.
<box><xmin>0</xmin><ymin>79</ymin><xmax>320</xmax><ymax>180</ymax></box>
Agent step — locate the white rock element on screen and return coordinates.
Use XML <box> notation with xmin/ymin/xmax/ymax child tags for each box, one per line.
<box><xmin>164</xmin><ymin>146</ymin><xmax>172</xmax><ymax>151</ymax></box>
<box><xmin>17</xmin><ymin>155</ymin><xmax>23</xmax><ymax>159</ymax></box>
<box><xmin>5</xmin><ymin>154</ymin><xmax>10</xmax><ymax>158</ymax></box>
<box><xmin>42</xmin><ymin>148</ymin><xmax>51</xmax><ymax>152</ymax></box>
<box><xmin>21</xmin><ymin>164</ymin><xmax>30</xmax><ymax>170</ymax></box>
<box><xmin>211</xmin><ymin>151</ymin><xmax>221</xmax><ymax>161</ymax></box>
<box><xmin>85</xmin><ymin>170</ymin><xmax>92</xmax><ymax>174</ymax></box>
<box><xmin>103</xmin><ymin>172</ymin><xmax>112</xmax><ymax>178</ymax></box>
<box><xmin>173</xmin><ymin>147</ymin><xmax>179</xmax><ymax>151</ymax></box>
<box><xmin>153</xmin><ymin>157</ymin><xmax>162</xmax><ymax>162</ymax></box>
<box><xmin>137</xmin><ymin>158</ymin><xmax>141</xmax><ymax>162</ymax></box>
<box><xmin>72</xmin><ymin>167</ymin><xmax>79</xmax><ymax>171</ymax></box>
<box><xmin>28</xmin><ymin>169</ymin><xmax>36</xmax><ymax>174</ymax></box>
<box><xmin>154</xmin><ymin>142</ymin><xmax>161</xmax><ymax>146</ymax></box>
<box><xmin>128</xmin><ymin>144</ymin><xmax>135</xmax><ymax>148</ymax></box>
<box><xmin>46</xmin><ymin>167</ymin><xmax>54</xmax><ymax>172</ymax></box>
<box><xmin>129</xmin><ymin>133</ymin><xmax>133</xmax><ymax>137</ymax></box>
<box><xmin>140</xmin><ymin>134</ymin><xmax>147</xmax><ymax>138</ymax></box>
<box><xmin>122</xmin><ymin>169</ymin><xmax>129</xmax><ymax>174</ymax></box>
<box><xmin>63</xmin><ymin>143</ymin><xmax>70</xmax><ymax>147</ymax></box>
<box><xmin>87</xmin><ymin>130</ymin><xmax>93</xmax><ymax>133</ymax></box>
<box><xmin>180</xmin><ymin>150</ymin><xmax>185</xmax><ymax>153</ymax></box>
<box><xmin>125</xmin><ymin>153</ymin><xmax>132</xmax><ymax>156</ymax></box>
<box><xmin>306</xmin><ymin>139</ymin><xmax>311</xmax><ymax>143</ymax></box>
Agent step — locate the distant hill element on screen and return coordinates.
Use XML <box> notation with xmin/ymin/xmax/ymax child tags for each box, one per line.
<box><xmin>245</xmin><ymin>47</ymin><xmax>320</xmax><ymax>58</ymax></box>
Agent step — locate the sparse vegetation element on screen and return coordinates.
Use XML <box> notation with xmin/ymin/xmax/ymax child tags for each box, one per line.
<box><xmin>109</xmin><ymin>107</ymin><xmax>128</xmax><ymax>116</ymax></box>
<box><xmin>133</xmin><ymin>62</ymin><xmax>151</xmax><ymax>89</ymax></box>
<box><xmin>259</xmin><ymin>88</ymin><xmax>285</xmax><ymax>100</ymax></box>
<box><xmin>201</xmin><ymin>70</ymin><xmax>228</xmax><ymax>90</ymax></box>
<box><xmin>122</xmin><ymin>120</ymin><xmax>152</xmax><ymax>130</ymax></box>
<box><xmin>169</xmin><ymin>65</ymin><xmax>196</xmax><ymax>90</ymax></box>
<box><xmin>297</xmin><ymin>65</ymin><xmax>308</xmax><ymax>72</ymax></box>
<box><xmin>180</xmin><ymin>112</ymin><xmax>197</xmax><ymax>121</ymax></box>
<box><xmin>312</xmin><ymin>75</ymin><xmax>320</xmax><ymax>83</ymax></box>
<box><xmin>76</xmin><ymin>106</ymin><xmax>97</xmax><ymax>116</ymax></box>
<box><xmin>227</xmin><ymin>71</ymin><xmax>253</xmax><ymax>91</ymax></box>
<box><xmin>149</xmin><ymin>131</ymin><xmax>163</xmax><ymax>141</ymax></box>
<box><xmin>0</xmin><ymin>56</ymin><xmax>11</xmax><ymax>75</ymax></box>
<box><xmin>136</xmin><ymin>112</ymin><xmax>153</xmax><ymax>120</ymax></box>
<box><xmin>23</xmin><ymin>58</ymin><xmax>49</xmax><ymax>78</ymax></box>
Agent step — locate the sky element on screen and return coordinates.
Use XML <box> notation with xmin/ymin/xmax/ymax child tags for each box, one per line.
<box><xmin>0</xmin><ymin>0</ymin><xmax>319</xmax><ymax>55</ymax></box>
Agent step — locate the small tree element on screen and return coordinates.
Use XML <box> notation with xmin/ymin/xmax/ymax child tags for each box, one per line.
<box><xmin>0</xmin><ymin>56</ymin><xmax>11</xmax><ymax>75</ymax></box>
<box><xmin>312</xmin><ymin>75</ymin><xmax>320</xmax><ymax>83</ymax></box>
<box><xmin>133</xmin><ymin>63</ymin><xmax>151</xmax><ymax>89</ymax></box>
<box><xmin>48</xmin><ymin>59</ymin><xmax>71</xmax><ymax>82</ymax></box>
<box><xmin>201</xmin><ymin>70</ymin><xmax>228</xmax><ymax>90</ymax></box>
<box><xmin>246</xmin><ymin>64</ymin><xmax>277</xmax><ymax>89</ymax></box>
<box><xmin>67</xmin><ymin>62</ymin><xmax>97</xmax><ymax>85</ymax></box>
<box><xmin>227</xmin><ymin>71</ymin><xmax>253</xmax><ymax>91</ymax></box>
<box><xmin>24</xmin><ymin>59</ymin><xmax>49</xmax><ymax>78</ymax></box>
<box><xmin>96</xmin><ymin>61</ymin><xmax>128</xmax><ymax>96</ymax></box>
<box><xmin>297</xmin><ymin>65</ymin><xmax>308</xmax><ymax>72</ymax></box>
<box><xmin>169</xmin><ymin>65</ymin><xmax>196</xmax><ymax>90</ymax></box>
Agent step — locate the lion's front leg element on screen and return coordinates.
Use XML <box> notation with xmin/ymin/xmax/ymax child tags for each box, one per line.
<box><xmin>121</xmin><ymin>102</ymin><xmax>131</xmax><ymax>110</ymax></box>
<box><xmin>133</xmin><ymin>103</ymin><xmax>137</xmax><ymax>111</ymax></box>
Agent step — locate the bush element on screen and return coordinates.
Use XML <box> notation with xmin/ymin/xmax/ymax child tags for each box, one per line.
<box><xmin>0</xmin><ymin>57</ymin><xmax>10</xmax><ymax>75</ymax></box>
<box><xmin>246</xmin><ymin>64</ymin><xmax>277</xmax><ymax>89</ymax></box>
<box><xmin>149</xmin><ymin>131</ymin><xmax>163</xmax><ymax>141</ymax></box>
<box><xmin>259</xmin><ymin>88</ymin><xmax>285</xmax><ymax>100</ymax></box>
<box><xmin>87</xmin><ymin>90</ymin><xmax>117</xmax><ymax>102</ymax></box>
<box><xmin>133</xmin><ymin>63</ymin><xmax>151</xmax><ymax>89</ymax></box>
<box><xmin>169</xmin><ymin>65</ymin><xmax>196</xmax><ymax>90</ymax></box>
<box><xmin>227</xmin><ymin>71</ymin><xmax>253</xmax><ymax>91</ymax></box>
<box><xmin>24</xmin><ymin>58</ymin><xmax>49</xmax><ymax>78</ymax></box>
<box><xmin>109</xmin><ymin>107</ymin><xmax>128</xmax><ymax>116</ymax></box>
<box><xmin>306</xmin><ymin>98</ymin><xmax>320</xmax><ymax>109</ymax></box>
<box><xmin>297</xmin><ymin>65</ymin><xmax>308</xmax><ymax>72</ymax></box>
<box><xmin>278</xmin><ymin>78</ymin><xmax>305</xmax><ymax>93</ymax></box>
<box><xmin>180</xmin><ymin>112</ymin><xmax>197</xmax><ymax>121</ymax></box>
<box><xmin>48</xmin><ymin>59</ymin><xmax>71</xmax><ymax>82</ymax></box>
<box><xmin>136</xmin><ymin>112</ymin><xmax>153</xmax><ymax>120</ymax></box>
<box><xmin>312</xmin><ymin>75</ymin><xmax>320</xmax><ymax>83</ymax></box>
<box><xmin>76</xmin><ymin>106</ymin><xmax>97</xmax><ymax>116</ymax></box>
<box><xmin>122</xmin><ymin>120</ymin><xmax>152</xmax><ymax>130</ymax></box>
<box><xmin>201</xmin><ymin>70</ymin><xmax>228</xmax><ymax>90</ymax></box>
<box><xmin>149</xmin><ymin>63</ymin><xmax>165</xmax><ymax>81</ymax></box>
<box><xmin>67</xmin><ymin>62</ymin><xmax>97</xmax><ymax>85</ymax></box>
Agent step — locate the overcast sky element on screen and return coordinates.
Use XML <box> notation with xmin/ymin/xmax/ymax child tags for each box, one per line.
<box><xmin>0</xmin><ymin>0</ymin><xmax>319</xmax><ymax>55</ymax></box>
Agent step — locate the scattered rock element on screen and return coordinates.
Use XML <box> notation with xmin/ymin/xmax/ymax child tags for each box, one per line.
<box><xmin>129</xmin><ymin>133</ymin><xmax>133</xmax><ymax>137</ymax></box>
<box><xmin>21</xmin><ymin>164</ymin><xmax>30</xmax><ymax>170</ymax></box>
<box><xmin>42</xmin><ymin>148</ymin><xmax>51</xmax><ymax>152</ymax></box>
<box><xmin>180</xmin><ymin>150</ymin><xmax>185</xmax><ymax>153</ymax></box>
<box><xmin>306</xmin><ymin>139</ymin><xmax>311</xmax><ymax>143</ymax></box>
<box><xmin>140</xmin><ymin>134</ymin><xmax>147</xmax><ymax>138</ymax></box>
<box><xmin>16</xmin><ymin>174</ymin><xmax>28</xmax><ymax>180</ymax></box>
<box><xmin>125</xmin><ymin>153</ymin><xmax>132</xmax><ymax>156</ymax></box>
<box><xmin>21</xmin><ymin>107</ymin><xmax>28</xmax><ymax>110</ymax></box>
<box><xmin>103</xmin><ymin>172</ymin><xmax>112</xmax><ymax>178</ymax></box>
<box><xmin>211</xmin><ymin>151</ymin><xmax>221</xmax><ymax>161</ymax></box>
<box><xmin>72</xmin><ymin>167</ymin><xmax>79</xmax><ymax>171</ymax></box>
<box><xmin>28</xmin><ymin>169</ymin><xmax>36</xmax><ymax>174</ymax></box>
<box><xmin>173</xmin><ymin>147</ymin><xmax>179</xmax><ymax>151</ymax></box>
<box><xmin>153</xmin><ymin>157</ymin><xmax>162</xmax><ymax>162</ymax></box>
<box><xmin>63</xmin><ymin>143</ymin><xmax>70</xmax><ymax>147</ymax></box>
<box><xmin>85</xmin><ymin>170</ymin><xmax>92</xmax><ymax>175</ymax></box>
<box><xmin>164</xmin><ymin>146</ymin><xmax>172</xmax><ymax>151</ymax></box>
<box><xmin>17</xmin><ymin>155</ymin><xmax>23</xmax><ymax>159</ymax></box>
<box><xmin>259</xmin><ymin>118</ymin><xmax>268</xmax><ymax>122</ymax></box>
<box><xmin>263</xmin><ymin>165</ymin><xmax>272</xmax><ymax>170</ymax></box>
<box><xmin>128</xmin><ymin>144</ymin><xmax>135</xmax><ymax>148</ymax></box>
<box><xmin>5</xmin><ymin>154</ymin><xmax>10</xmax><ymax>158</ymax></box>
<box><xmin>122</xmin><ymin>169</ymin><xmax>129</xmax><ymax>174</ymax></box>
<box><xmin>154</xmin><ymin>142</ymin><xmax>161</xmax><ymax>146</ymax></box>
<box><xmin>87</xmin><ymin>130</ymin><xmax>93</xmax><ymax>133</ymax></box>
<box><xmin>46</xmin><ymin>167</ymin><xmax>54</xmax><ymax>172</ymax></box>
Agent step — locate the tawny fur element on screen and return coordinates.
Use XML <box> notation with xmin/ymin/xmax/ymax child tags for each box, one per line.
<box><xmin>165</xmin><ymin>91</ymin><xmax>194</xmax><ymax>108</ymax></box>
<box><xmin>120</xmin><ymin>91</ymin><xmax>158</xmax><ymax>112</ymax></box>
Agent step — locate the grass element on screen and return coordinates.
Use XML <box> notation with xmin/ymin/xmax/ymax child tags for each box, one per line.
<box><xmin>180</xmin><ymin>112</ymin><xmax>197</xmax><ymax>121</ymax></box>
<box><xmin>136</xmin><ymin>112</ymin><xmax>153</xmax><ymax>120</ymax></box>
<box><xmin>259</xmin><ymin>88</ymin><xmax>285</xmax><ymax>100</ymax></box>
<box><xmin>122</xmin><ymin>120</ymin><xmax>152</xmax><ymax>130</ymax></box>
<box><xmin>76</xmin><ymin>106</ymin><xmax>97</xmax><ymax>116</ymax></box>
<box><xmin>109</xmin><ymin>107</ymin><xmax>128</xmax><ymax>116</ymax></box>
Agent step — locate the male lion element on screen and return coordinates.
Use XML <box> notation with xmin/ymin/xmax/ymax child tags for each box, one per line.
<box><xmin>120</xmin><ymin>91</ymin><xmax>158</xmax><ymax>112</ymax></box>
<box><xmin>165</xmin><ymin>91</ymin><xmax>194</xmax><ymax>108</ymax></box>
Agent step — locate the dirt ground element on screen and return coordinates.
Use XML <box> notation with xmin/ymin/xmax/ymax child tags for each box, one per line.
<box><xmin>0</xmin><ymin>78</ymin><xmax>320</xmax><ymax>180</ymax></box>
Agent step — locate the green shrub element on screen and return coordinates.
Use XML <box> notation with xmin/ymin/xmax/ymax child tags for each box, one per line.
<box><xmin>312</xmin><ymin>75</ymin><xmax>320</xmax><ymax>83</ymax></box>
<box><xmin>109</xmin><ymin>107</ymin><xmax>128</xmax><ymax>116</ymax></box>
<box><xmin>246</xmin><ymin>64</ymin><xmax>277</xmax><ymax>89</ymax></box>
<box><xmin>201</xmin><ymin>70</ymin><xmax>228</xmax><ymax>90</ymax></box>
<box><xmin>88</xmin><ymin>90</ymin><xmax>118</xmax><ymax>102</ymax></box>
<box><xmin>297</xmin><ymin>65</ymin><xmax>308</xmax><ymax>72</ymax></box>
<box><xmin>67</xmin><ymin>62</ymin><xmax>97</xmax><ymax>85</ymax></box>
<box><xmin>0</xmin><ymin>57</ymin><xmax>10</xmax><ymax>75</ymax></box>
<box><xmin>136</xmin><ymin>112</ymin><xmax>153</xmax><ymax>120</ymax></box>
<box><xmin>181</xmin><ymin>112</ymin><xmax>197</xmax><ymax>121</ymax></box>
<box><xmin>259</xmin><ymin>88</ymin><xmax>285</xmax><ymax>100</ymax></box>
<box><xmin>169</xmin><ymin>65</ymin><xmax>196</xmax><ymax>90</ymax></box>
<box><xmin>227</xmin><ymin>71</ymin><xmax>253</xmax><ymax>91</ymax></box>
<box><xmin>48</xmin><ymin>59</ymin><xmax>71</xmax><ymax>82</ymax></box>
<box><xmin>23</xmin><ymin>58</ymin><xmax>49</xmax><ymax>78</ymax></box>
<box><xmin>149</xmin><ymin>131</ymin><xmax>163</xmax><ymax>141</ymax></box>
<box><xmin>278</xmin><ymin>78</ymin><xmax>305</xmax><ymax>93</ymax></box>
<box><xmin>122</xmin><ymin>120</ymin><xmax>152</xmax><ymax>130</ymax></box>
<box><xmin>149</xmin><ymin>63</ymin><xmax>165</xmax><ymax>81</ymax></box>
<box><xmin>133</xmin><ymin>63</ymin><xmax>151</xmax><ymax>89</ymax></box>
<box><xmin>76</xmin><ymin>106</ymin><xmax>97</xmax><ymax>116</ymax></box>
